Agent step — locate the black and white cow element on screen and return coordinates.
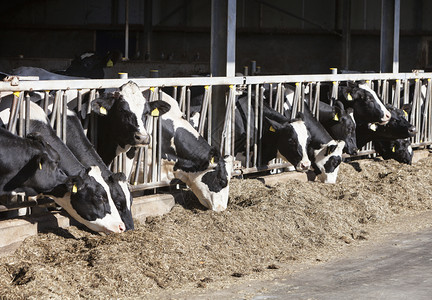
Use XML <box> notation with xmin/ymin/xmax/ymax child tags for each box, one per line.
<box><xmin>65</xmin><ymin>109</ymin><xmax>134</xmax><ymax>230</ymax></box>
<box><xmin>373</xmin><ymin>138</ymin><xmax>413</xmax><ymax>165</ymax></box>
<box><xmin>322</xmin><ymin>81</ymin><xmax>392</xmax><ymax>126</ymax></box>
<box><xmin>278</xmin><ymin>85</ymin><xmax>345</xmax><ymax>183</ymax></box>
<box><xmin>234</xmin><ymin>95</ymin><xmax>312</xmax><ymax>172</ymax></box>
<box><xmin>0</xmin><ymin>127</ymin><xmax>68</xmax><ymax>196</ymax></box>
<box><xmin>60</xmin><ymin>51</ymin><xmax>122</xmax><ymax>79</ymax></box>
<box><xmin>356</xmin><ymin>104</ymin><xmax>416</xmax><ymax>149</ymax></box>
<box><xmin>139</xmin><ymin>89</ymin><xmax>233</xmax><ymax>212</ymax></box>
<box><xmin>87</xmin><ymin>81</ymin><xmax>171</xmax><ymax>166</ymax></box>
<box><xmin>0</xmin><ymin>101</ymin><xmax>126</xmax><ymax>234</ymax></box>
<box><xmin>319</xmin><ymin>100</ymin><xmax>358</xmax><ymax>155</ymax></box>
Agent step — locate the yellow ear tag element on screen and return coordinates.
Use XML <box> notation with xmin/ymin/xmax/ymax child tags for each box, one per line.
<box><xmin>39</xmin><ymin>163</ymin><xmax>42</xmax><ymax>170</ymax></box>
<box><xmin>72</xmin><ymin>184</ymin><xmax>78</xmax><ymax>193</ymax></box>
<box><xmin>106</xmin><ymin>59</ymin><xmax>114</xmax><ymax>67</ymax></box>
<box><xmin>333</xmin><ymin>113</ymin><xmax>339</xmax><ymax>121</ymax></box>
<box><xmin>210</xmin><ymin>157</ymin><xmax>215</xmax><ymax>164</ymax></box>
<box><xmin>99</xmin><ymin>106</ymin><xmax>107</xmax><ymax>115</ymax></box>
<box><xmin>151</xmin><ymin>108</ymin><xmax>160</xmax><ymax>117</ymax></box>
<box><xmin>347</xmin><ymin>93</ymin><xmax>353</xmax><ymax>101</ymax></box>
<box><xmin>13</xmin><ymin>91</ymin><xmax>20</xmax><ymax>97</ymax></box>
<box><xmin>403</xmin><ymin>110</ymin><xmax>408</xmax><ymax>118</ymax></box>
<box><xmin>269</xmin><ymin>126</ymin><xmax>276</xmax><ymax>132</ymax></box>
<box><xmin>392</xmin><ymin>146</ymin><xmax>396</xmax><ymax>152</ymax></box>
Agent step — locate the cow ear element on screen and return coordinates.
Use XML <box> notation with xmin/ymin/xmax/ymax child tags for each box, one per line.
<box><xmin>325</xmin><ymin>144</ymin><xmax>338</xmax><ymax>156</ymax></box>
<box><xmin>264</xmin><ymin>116</ymin><xmax>283</xmax><ymax>132</ymax></box>
<box><xmin>68</xmin><ymin>175</ymin><xmax>84</xmax><ymax>193</ymax></box>
<box><xmin>147</xmin><ymin>100</ymin><xmax>171</xmax><ymax>117</ymax></box>
<box><xmin>401</xmin><ymin>103</ymin><xmax>412</xmax><ymax>115</ymax></box>
<box><xmin>295</xmin><ymin>111</ymin><xmax>305</xmax><ymax>121</ymax></box>
<box><xmin>91</xmin><ymin>98</ymin><xmax>115</xmax><ymax>116</ymax></box>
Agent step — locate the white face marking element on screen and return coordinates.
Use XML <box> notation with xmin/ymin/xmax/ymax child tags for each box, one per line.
<box><xmin>348</xmin><ymin>110</ymin><xmax>356</xmax><ymax>125</ymax></box>
<box><xmin>80</xmin><ymin>52</ymin><xmax>94</xmax><ymax>60</ymax></box>
<box><xmin>290</xmin><ymin>120</ymin><xmax>311</xmax><ymax>171</ymax></box>
<box><xmin>408</xmin><ymin>145</ymin><xmax>413</xmax><ymax>155</ymax></box>
<box><xmin>190</xmin><ymin>112</ymin><xmax>200</xmax><ymax>129</ymax></box>
<box><xmin>121</xmin><ymin>82</ymin><xmax>147</xmax><ymax>136</ymax></box>
<box><xmin>358</xmin><ymin>84</ymin><xmax>391</xmax><ymax>124</ymax></box>
<box><xmin>86</xmin><ymin>166</ymin><xmax>125</xmax><ymax>233</ymax></box>
<box><xmin>175</xmin><ymin>156</ymin><xmax>233</xmax><ymax>211</ymax></box>
<box><xmin>314</xmin><ymin>140</ymin><xmax>345</xmax><ymax>184</ymax></box>
<box><xmin>118</xmin><ymin>180</ymin><xmax>132</xmax><ymax>211</ymax></box>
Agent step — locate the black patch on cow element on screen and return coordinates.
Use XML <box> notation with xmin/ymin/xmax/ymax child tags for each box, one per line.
<box><xmin>323</xmin><ymin>155</ymin><xmax>342</xmax><ymax>173</ymax></box>
<box><xmin>161</xmin><ymin>119</ymin><xmax>215</xmax><ymax>173</ymax></box>
<box><xmin>201</xmin><ymin>159</ymin><xmax>229</xmax><ymax>193</ymax></box>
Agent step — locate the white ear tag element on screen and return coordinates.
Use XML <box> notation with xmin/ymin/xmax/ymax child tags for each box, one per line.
<box><xmin>369</xmin><ymin>123</ymin><xmax>377</xmax><ymax>131</ymax></box>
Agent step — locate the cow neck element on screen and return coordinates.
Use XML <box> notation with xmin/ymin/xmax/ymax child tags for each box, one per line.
<box><xmin>66</xmin><ymin>114</ymin><xmax>112</xmax><ymax>179</ymax></box>
<box><xmin>28</xmin><ymin>120</ymin><xmax>85</xmax><ymax>177</ymax></box>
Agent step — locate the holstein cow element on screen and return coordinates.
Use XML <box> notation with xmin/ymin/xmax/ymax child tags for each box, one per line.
<box><xmin>0</xmin><ymin>101</ymin><xmax>126</xmax><ymax>234</ymax></box>
<box><xmin>0</xmin><ymin>127</ymin><xmax>68</xmax><ymax>196</ymax></box>
<box><xmin>283</xmin><ymin>101</ymin><xmax>345</xmax><ymax>184</ymax></box>
<box><xmin>86</xmin><ymin>81</ymin><xmax>171</xmax><ymax>166</ymax></box>
<box><xmin>318</xmin><ymin>100</ymin><xmax>358</xmax><ymax>155</ymax></box>
<box><xmin>373</xmin><ymin>138</ymin><xmax>413</xmax><ymax>165</ymax></box>
<box><xmin>356</xmin><ymin>104</ymin><xmax>416</xmax><ymax>149</ymax></box>
<box><xmin>139</xmin><ymin>89</ymin><xmax>233</xmax><ymax>212</ymax></box>
<box><xmin>60</xmin><ymin>51</ymin><xmax>122</xmax><ymax>79</ymax></box>
<box><xmin>234</xmin><ymin>95</ymin><xmax>312</xmax><ymax>172</ymax></box>
<box><xmin>279</xmin><ymin>85</ymin><xmax>345</xmax><ymax>183</ymax></box>
<box><xmin>321</xmin><ymin>81</ymin><xmax>391</xmax><ymax>126</ymax></box>
<box><xmin>65</xmin><ymin>109</ymin><xmax>134</xmax><ymax>230</ymax></box>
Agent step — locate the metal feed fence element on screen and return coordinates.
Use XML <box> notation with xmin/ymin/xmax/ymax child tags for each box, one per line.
<box><xmin>0</xmin><ymin>71</ymin><xmax>431</xmax><ymax>213</ymax></box>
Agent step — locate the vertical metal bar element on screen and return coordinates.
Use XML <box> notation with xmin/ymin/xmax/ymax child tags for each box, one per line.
<box><xmin>50</xmin><ymin>91</ymin><xmax>60</xmax><ymax>129</ymax></box>
<box><xmin>8</xmin><ymin>93</ymin><xmax>22</xmax><ymax>134</ymax></box>
<box><xmin>269</xmin><ymin>83</ymin><xmax>273</xmax><ymax>108</ymax></box>
<box><xmin>172</xmin><ymin>86</ymin><xmax>178</xmax><ymax>100</ymax></box>
<box><xmin>44</xmin><ymin>91</ymin><xmax>49</xmax><ymax>114</ymax></box>
<box><xmin>124</xmin><ymin>0</ymin><xmax>129</xmax><ymax>60</ymax></box>
<box><xmin>291</xmin><ymin>83</ymin><xmax>300</xmax><ymax>120</ymax></box>
<box><xmin>152</xmin><ymin>117</ymin><xmax>157</xmax><ymax>183</ymax></box>
<box><xmin>77</xmin><ymin>90</ymin><xmax>83</xmax><ymax>116</ymax></box>
<box><xmin>179</xmin><ymin>86</ymin><xmax>186</xmax><ymax>113</ymax></box>
<box><xmin>25</xmin><ymin>93</ymin><xmax>30</xmax><ymax>137</ymax></box>
<box><xmin>253</xmin><ymin>84</ymin><xmax>259</xmax><ymax>166</ymax></box>
<box><xmin>207</xmin><ymin>86</ymin><xmax>212</xmax><ymax>145</ymax></box>
<box><xmin>246</xmin><ymin>84</ymin><xmax>251</xmax><ymax>169</ymax></box>
<box><xmin>231</xmin><ymin>85</ymin><xmax>236</xmax><ymax>157</ymax></box>
<box><xmin>133</xmin><ymin>147</ymin><xmax>143</xmax><ymax>185</ymax></box>
<box><xmin>56</xmin><ymin>92</ymin><xmax>62</xmax><ymax>138</ymax></box>
<box><xmin>186</xmin><ymin>87</ymin><xmax>191</xmax><ymax>122</ymax></box>
<box><xmin>157</xmin><ymin>116</ymin><xmax>162</xmax><ymax>182</ymax></box>
<box><xmin>257</xmin><ymin>85</ymin><xmax>264</xmax><ymax>167</ymax></box>
<box><xmin>18</xmin><ymin>94</ymin><xmax>25</xmax><ymax>137</ymax></box>
<box><xmin>62</xmin><ymin>92</ymin><xmax>68</xmax><ymax>143</ymax></box>
<box><xmin>199</xmin><ymin>86</ymin><xmax>210</xmax><ymax>135</ymax></box>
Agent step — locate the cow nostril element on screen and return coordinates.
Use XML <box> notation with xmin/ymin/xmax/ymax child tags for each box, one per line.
<box><xmin>135</xmin><ymin>133</ymin><xmax>150</xmax><ymax>144</ymax></box>
<box><xmin>119</xmin><ymin>222</ymin><xmax>126</xmax><ymax>233</ymax></box>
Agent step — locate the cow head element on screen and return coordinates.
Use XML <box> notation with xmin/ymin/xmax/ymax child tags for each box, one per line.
<box><xmin>264</xmin><ymin>114</ymin><xmax>311</xmax><ymax>172</ymax></box>
<box><xmin>107</xmin><ymin>172</ymin><xmax>134</xmax><ymax>231</ymax></box>
<box><xmin>65</xmin><ymin>51</ymin><xmax>122</xmax><ymax>79</ymax></box>
<box><xmin>374</xmin><ymin>139</ymin><xmax>413</xmax><ymax>165</ymax></box>
<box><xmin>175</xmin><ymin>154</ymin><xmax>233</xmax><ymax>212</ymax></box>
<box><xmin>9</xmin><ymin>133</ymin><xmax>69</xmax><ymax>195</ymax></box>
<box><xmin>91</xmin><ymin>81</ymin><xmax>170</xmax><ymax>153</ymax></box>
<box><xmin>325</xmin><ymin>101</ymin><xmax>358</xmax><ymax>155</ymax></box>
<box><xmin>372</xmin><ymin>104</ymin><xmax>416</xmax><ymax>139</ymax></box>
<box><xmin>311</xmin><ymin>140</ymin><xmax>345</xmax><ymax>184</ymax></box>
<box><xmin>49</xmin><ymin>166</ymin><xmax>126</xmax><ymax>234</ymax></box>
<box><xmin>341</xmin><ymin>82</ymin><xmax>391</xmax><ymax>125</ymax></box>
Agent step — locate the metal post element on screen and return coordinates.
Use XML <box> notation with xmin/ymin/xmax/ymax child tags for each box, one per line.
<box><xmin>124</xmin><ymin>0</ymin><xmax>129</xmax><ymax>60</ymax></box>
<box><xmin>380</xmin><ymin>0</ymin><xmax>398</xmax><ymax>73</ymax></box>
<box><xmin>342</xmin><ymin>0</ymin><xmax>351</xmax><ymax>70</ymax></box>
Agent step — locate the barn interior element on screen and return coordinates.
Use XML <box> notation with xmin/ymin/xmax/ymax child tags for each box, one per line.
<box><xmin>1</xmin><ymin>0</ymin><xmax>431</xmax><ymax>78</ymax></box>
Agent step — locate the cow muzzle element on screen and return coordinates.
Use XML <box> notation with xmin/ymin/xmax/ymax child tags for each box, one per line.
<box><xmin>296</xmin><ymin>160</ymin><xmax>311</xmax><ymax>172</ymax></box>
<box><xmin>134</xmin><ymin>132</ymin><xmax>151</xmax><ymax>145</ymax></box>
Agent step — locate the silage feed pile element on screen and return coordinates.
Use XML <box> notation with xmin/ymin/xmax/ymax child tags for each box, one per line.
<box><xmin>1</xmin><ymin>155</ymin><xmax>432</xmax><ymax>299</ymax></box>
